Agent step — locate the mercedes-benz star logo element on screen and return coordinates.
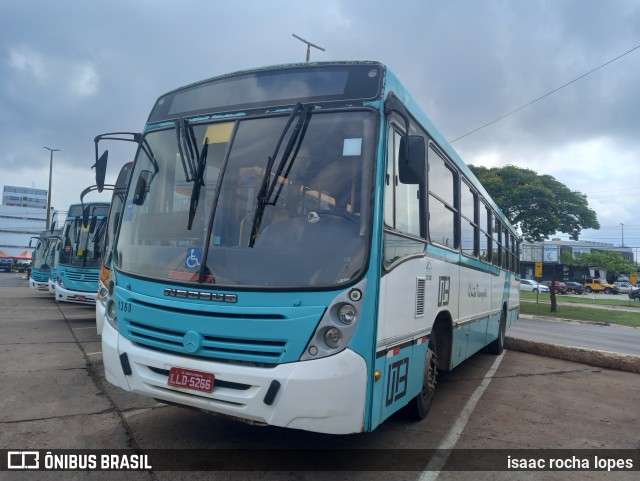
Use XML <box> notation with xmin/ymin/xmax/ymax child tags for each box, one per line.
<box><xmin>182</xmin><ymin>331</ymin><xmax>203</xmax><ymax>353</ymax></box>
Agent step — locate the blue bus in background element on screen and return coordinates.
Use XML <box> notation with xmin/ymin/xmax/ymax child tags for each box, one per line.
<box><xmin>99</xmin><ymin>61</ymin><xmax>519</xmax><ymax>434</ymax></box>
<box><xmin>29</xmin><ymin>230</ymin><xmax>61</xmax><ymax>290</ymax></box>
<box><xmin>0</xmin><ymin>258</ymin><xmax>12</xmax><ymax>273</ymax></box>
<box><xmin>54</xmin><ymin>202</ymin><xmax>110</xmax><ymax>304</ymax></box>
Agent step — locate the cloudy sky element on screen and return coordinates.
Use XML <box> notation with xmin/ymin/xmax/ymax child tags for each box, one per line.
<box><xmin>1</xmin><ymin>0</ymin><xmax>639</xmax><ymax>252</ymax></box>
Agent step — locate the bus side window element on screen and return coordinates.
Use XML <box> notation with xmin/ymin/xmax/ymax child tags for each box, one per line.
<box><xmin>460</xmin><ymin>180</ymin><xmax>478</xmax><ymax>257</ymax></box>
<box><xmin>479</xmin><ymin>201</ymin><xmax>491</xmax><ymax>263</ymax></box>
<box><xmin>428</xmin><ymin>146</ymin><xmax>457</xmax><ymax>249</ymax></box>
<box><xmin>493</xmin><ymin>217</ymin><xmax>501</xmax><ymax>267</ymax></box>
<box><xmin>383</xmin><ymin>125</ymin><xmax>425</xmax><ymax>268</ymax></box>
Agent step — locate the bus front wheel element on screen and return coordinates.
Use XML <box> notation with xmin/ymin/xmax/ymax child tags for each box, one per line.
<box><xmin>406</xmin><ymin>335</ymin><xmax>438</xmax><ymax>420</ymax></box>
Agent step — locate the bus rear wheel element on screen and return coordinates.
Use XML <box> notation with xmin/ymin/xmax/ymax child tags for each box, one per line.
<box><xmin>406</xmin><ymin>336</ymin><xmax>438</xmax><ymax>420</ymax></box>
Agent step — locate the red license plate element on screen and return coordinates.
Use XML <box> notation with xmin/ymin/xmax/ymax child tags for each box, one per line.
<box><xmin>167</xmin><ymin>367</ymin><xmax>215</xmax><ymax>393</ymax></box>
<box><xmin>74</xmin><ymin>295</ymin><xmax>86</xmax><ymax>301</ymax></box>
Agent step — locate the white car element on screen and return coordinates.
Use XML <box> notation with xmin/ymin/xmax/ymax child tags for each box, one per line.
<box><xmin>519</xmin><ymin>279</ymin><xmax>549</xmax><ymax>293</ymax></box>
<box><xmin>613</xmin><ymin>282</ymin><xmax>639</xmax><ymax>294</ymax></box>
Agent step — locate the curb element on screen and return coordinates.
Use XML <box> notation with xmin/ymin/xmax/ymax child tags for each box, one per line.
<box><xmin>505</xmin><ymin>336</ymin><xmax>640</xmax><ymax>374</ymax></box>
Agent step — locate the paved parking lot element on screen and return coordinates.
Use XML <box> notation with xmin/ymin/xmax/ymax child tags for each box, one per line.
<box><xmin>1</xmin><ymin>272</ymin><xmax>639</xmax><ymax>480</ymax></box>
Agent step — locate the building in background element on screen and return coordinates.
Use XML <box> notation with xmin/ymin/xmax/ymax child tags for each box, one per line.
<box><xmin>2</xmin><ymin>186</ymin><xmax>48</xmax><ymax>209</ymax></box>
<box><xmin>520</xmin><ymin>239</ymin><xmax>635</xmax><ymax>283</ymax></box>
<box><xmin>0</xmin><ymin>186</ymin><xmax>51</xmax><ymax>257</ymax></box>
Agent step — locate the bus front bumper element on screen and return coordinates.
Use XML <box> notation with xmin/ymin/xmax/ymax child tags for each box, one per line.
<box><xmin>102</xmin><ymin>321</ymin><xmax>367</xmax><ymax>434</ymax></box>
<box><xmin>29</xmin><ymin>278</ymin><xmax>49</xmax><ymax>290</ymax></box>
<box><xmin>54</xmin><ymin>283</ymin><xmax>97</xmax><ymax>304</ymax></box>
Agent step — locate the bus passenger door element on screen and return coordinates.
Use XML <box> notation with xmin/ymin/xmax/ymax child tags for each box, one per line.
<box><xmin>375</xmin><ymin>125</ymin><xmax>428</xmax><ymax>424</ymax></box>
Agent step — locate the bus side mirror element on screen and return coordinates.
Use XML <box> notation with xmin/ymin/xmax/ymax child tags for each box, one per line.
<box><xmin>89</xmin><ymin>217</ymin><xmax>97</xmax><ymax>234</ymax></box>
<box><xmin>50</xmin><ymin>221</ymin><xmax>56</xmax><ymax>233</ymax></box>
<box><xmin>83</xmin><ymin>205</ymin><xmax>91</xmax><ymax>228</ymax></box>
<box><xmin>93</xmin><ymin>150</ymin><xmax>109</xmax><ymax>193</ymax></box>
<box><xmin>398</xmin><ymin>135</ymin><xmax>425</xmax><ymax>184</ymax></box>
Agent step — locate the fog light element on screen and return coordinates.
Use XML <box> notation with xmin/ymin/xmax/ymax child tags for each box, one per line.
<box><xmin>324</xmin><ymin>327</ymin><xmax>343</xmax><ymax>349</ymax></box>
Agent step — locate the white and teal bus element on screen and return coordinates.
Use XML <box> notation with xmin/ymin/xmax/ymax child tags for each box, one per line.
<box><xmin>96</xmin><ymin>161</ymin><xmax>134</xmax><ymax>335</ymax></box>
<box><xmin>55</xmin><ymin>202</ymin><xmax>110</xmax><ymax>304</ymax></box>
<box><xmin>28</xmin><ymin>229</ymin><xmax>61</xmax><ymax>290</ymax></box>
<box><xmin>100</xmin><ymin>61</ymin><xmax>519</xmax><ymax>434</ymax></box>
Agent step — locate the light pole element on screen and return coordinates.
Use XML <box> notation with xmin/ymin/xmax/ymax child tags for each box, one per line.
<box><xmin>620</xmin><ymin>223</ymin><xmax>624</xmax><ymax>247</ymax></box>
<box><xmin>43</xmin><ymin>146</ymin><xmax>59</xmax><ymax>230</ymax></box>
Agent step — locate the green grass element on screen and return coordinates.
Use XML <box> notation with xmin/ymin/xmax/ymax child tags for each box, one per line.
<box><xmin>520</xmin><ymin>291</ymin><xmax>640</xmax><ymax>307</ymax></box>
<box><xmin>520</xmin><ymin>297</ymin><xmax>640</xmax><ymax>327</ymax></box>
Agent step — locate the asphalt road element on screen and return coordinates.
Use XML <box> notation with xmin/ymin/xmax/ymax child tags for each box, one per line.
<box><xmin>510</xmin><ymin>316</ymin><xmax>640</xmax><ymax>356</ymax></box>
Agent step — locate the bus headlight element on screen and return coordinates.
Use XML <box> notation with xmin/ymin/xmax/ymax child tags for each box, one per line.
<box><xmin>324</xmin><ymin>327</ymin><xmax>343</xmax><ymax>349</ymax></box>
<box><xmin>98</xmin><ymin>282</ymin><xmax>108</xmax><ymax>305</ymax></box>
<box><xmin>300</xmin><ymin>280</ymin><xmax>367</xmax><ymax>361</ymax></box>
<box><xmin>105</xmin><ymin>299</ymin><xmax>118</xmax><ymax>330</ymax></box>
<box><xmin>337</xmin><ymin>303</ymin><xmax>357</xmax><ymax>325</ymax></box>
<box><xmin>57</xmin><ymin>275</ymin><xmax>64</xmax><ymax>288</ymax></box>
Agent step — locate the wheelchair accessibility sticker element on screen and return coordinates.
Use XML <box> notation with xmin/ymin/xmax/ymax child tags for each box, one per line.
<box><xmin>185</xmin><ymin>247</ymin><xmax>203</xmax><ymax>269</ymax></box>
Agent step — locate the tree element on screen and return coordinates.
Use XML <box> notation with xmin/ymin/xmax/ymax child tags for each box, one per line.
<box><xmin>468</xmin><ymin>165</ymin><xmax>600</xmax><ymax>242</ymax></box>
<box><xmin>562</xmin><ymin>250</ymin><xmax>636</xmax><ymax>280</ymax></box>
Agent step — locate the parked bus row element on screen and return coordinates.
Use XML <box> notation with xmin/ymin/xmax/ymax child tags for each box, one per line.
<box><xmin>25</xmin><ymin>162</ymin><xmax>132</xmax><ymax>330</ymax></box>
<box><xmin>28</xmin><ymin>202</ymin><xmax>109</xmax><ymax>301</ymax></box>
<box><xmin>85</xmin><ymin>61</ymin><xmax>521</xmax><ymax>435</ymax></box>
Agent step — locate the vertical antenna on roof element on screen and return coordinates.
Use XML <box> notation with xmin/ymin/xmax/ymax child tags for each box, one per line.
<box><xmin>292</xmin><ymin>34</ymin><xmax>325</xmax><ymax>62</ymax></box>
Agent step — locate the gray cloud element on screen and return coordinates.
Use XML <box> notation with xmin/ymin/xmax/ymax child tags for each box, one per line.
<box><xmin>1</xmin><ymin>0</ymin><xmax>639</xmax><ymax>247</ymax></box>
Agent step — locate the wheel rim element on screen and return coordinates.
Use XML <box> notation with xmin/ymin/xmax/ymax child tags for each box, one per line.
<box><xmin>422</xmin><ymin>345</ymin><xmax>437</xmax><ymax>399</ymax></box>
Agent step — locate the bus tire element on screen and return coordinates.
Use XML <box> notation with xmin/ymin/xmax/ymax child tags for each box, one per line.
<box><xmin>488</xmin><ymin>310</ymin><xmax>506</xmax><ymax>355</ymax></box>
<box><xmin>406</xmin><ymin>335</ymin><xmax>438</xmax><ymax>420</ymax></box>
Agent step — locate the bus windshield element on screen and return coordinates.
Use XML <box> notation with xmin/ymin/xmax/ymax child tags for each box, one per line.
<box><xmin>101</xmin><ymin>163</ymin><xmax>133</xmax><ymax>269</ymax></box>
<box><xmin>116</xmin><ymin>109</ymin><xmax>376</xmax><ymax>288</ymax></box>
<box><xmin>60</xmin><ymin>204</ymin><xmax>110</xmax><ymax>268</ymax></box>
<box><xmin>43</xmin><ymin>236</ymin><xmax>61</xmax><ymax>269</ymax></box>
<box><xmin>32</xmin><ymin>237</ymin><xmax>50</xmax><ymax>270</ymax></box>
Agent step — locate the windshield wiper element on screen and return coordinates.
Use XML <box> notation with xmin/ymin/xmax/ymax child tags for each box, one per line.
<box><xmin>174</xmin><ymin>118</ymin><xmax>208</xmax><ymax>230</ymax></box>
<box><xmin>248</xmin><ymin>103</ymin><xmax>312</xmax><ymax>247</ymax></box>
<box><xmin>175</xmin><ymin>118</ymin><xmax>199</xmax><ymax>182</ymax></box>
<box><xmin>187</xmin><ymin>138</ymin><xmax>208</xmax><ymax>230</ymax></box>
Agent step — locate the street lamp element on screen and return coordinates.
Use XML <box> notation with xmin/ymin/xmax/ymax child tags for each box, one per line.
<box><xmin>43</xmin><ymin>146</ymin><xmax>59</xmax><ymax>230</ymax></box>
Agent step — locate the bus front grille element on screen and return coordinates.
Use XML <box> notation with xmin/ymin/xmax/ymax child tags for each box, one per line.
<box><xmin>126</xmin><ymin>319</ymin><xmax>288</xmax><ymax>365</ymax></box>
<box><xmin>67</xmin><ymin>271</ymin><xmax>99</xmax><ymax>283</ymax></box>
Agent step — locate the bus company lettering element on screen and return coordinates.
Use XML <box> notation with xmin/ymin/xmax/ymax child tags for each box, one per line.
<box><xmin>164</xmin><ymin>288</ymin><xmax>237</xmax><ymax>303</ymax></box>
<box><xmin>468</xmin><ymin>284</ymin><xmax>488</xmax><ymax>299</ymax></box>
